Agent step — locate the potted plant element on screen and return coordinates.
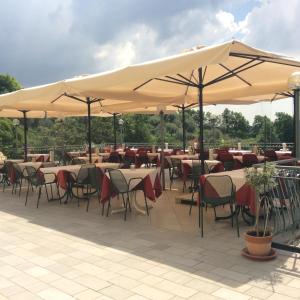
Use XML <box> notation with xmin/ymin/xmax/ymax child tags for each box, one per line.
<box><xmin>244</xmin><ymin>164</ymin><xmax>276</xmax><ymax>257</ymax></box>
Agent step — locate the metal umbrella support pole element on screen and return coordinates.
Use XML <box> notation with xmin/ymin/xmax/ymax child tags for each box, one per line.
<box><xmin>159</xmin><ymin>110</ymin><xmax>166</xmax><ymax>190</ymax></box>
<box><xmin>113</xmin><ymin>113</ymin><xmax>117</xmax><ymax>150</ymax></box>
<box><xmin>22</xmin><ymin>110</ymin><xmax>28</xmax><ymax>162</ymax></box>
<box><xmin>181</xmin><ymin>105</ymin><xmax>186</xmax><ymax>152</ymax></box>
<box><xmin>197</xmin><ymin>68</ymin><xmax>205</xmax><ymax>234</ymax></box>
<box><xmin>294</xmin><ymin>89</ymin><xmax>300</xmax><ymax>157</ymax></box>
<box><xmin>86</xmin><ymin>97</ymin><xmax>92</xmax><ymax>163</ymax></box>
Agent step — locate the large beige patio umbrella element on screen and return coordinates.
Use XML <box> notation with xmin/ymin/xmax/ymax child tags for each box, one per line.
<box><xmin>0</xmin><ymin>109</ymin><xmax>109</xmax><ymax>161</ymax></box>
<box><xmin>1</xmin><ymin>40</ymin><xmax>300</xmax><ymax>162</ymax></box>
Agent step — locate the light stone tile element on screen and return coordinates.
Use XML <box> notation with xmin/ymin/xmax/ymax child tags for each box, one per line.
<box><xmin>50</xmin><ymin>278</ymin><xmax>86</xmax><ymax>295</ymax></box>
<box><xmin>155</xmin><ymin>280</ymin><xmax>198</xmax><ymax>298</ymax></box>
<box><xmin>246</xmin><ymin>287</ymin><xmax>273</xmax><ymax>299</ymax></box>
<box><xmin>212</xmin><ymin>288</ymin><xmax>250</xmax><ymax>300</ymax></box>
<box><xmin>108</xmin><ymin>275</ymin><xmax>140</xmax><ymax>289</ymax></box>
<box><xmin>73</xmin><ymin>275</ymin><xmax>111</xmax><ymax>291</ymax></box>
<box><xmin>74</xmin><ymin>289</ymin><xmax>103</xmax><ymax>300</ymax></box>
<box><xmin>100</xmin><ymin>285</ymin><xmax>133</xmax><ymax>300</ymax></box>
<box><xmin>132</xmin><ymin>284</ymin><xmax>174</xmax><ymax>300</ymax></box>
<box><xmin>0</xmin><ymin>284</ymin><xmax>26</xmax><ymax>297</ymax></box>
<box><xmin>26</xmin><ymin>267</ymin><xmax>51</xmax><ymax>277</ymax></box>
<box><xmin>38</xmin><ymin>288</ymin><xmax>74</xmax><ymax>300</ymax></box>
<box><xmin>8</xmin><ymin>291</ymin><xmax>42</xmax><ymax>300</ymax></box>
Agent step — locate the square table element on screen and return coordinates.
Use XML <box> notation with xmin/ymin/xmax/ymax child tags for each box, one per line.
<box><xmin>100</xmin><ymin>168</ymin><xmax>162</xmax><ymax>214</ymax></box>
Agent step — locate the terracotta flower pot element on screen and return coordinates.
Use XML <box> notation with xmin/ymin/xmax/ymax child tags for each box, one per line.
<box><xmin>244</xmin><ymin>230</ymin><xmax>272</xmax><ymax>256</ymax></box>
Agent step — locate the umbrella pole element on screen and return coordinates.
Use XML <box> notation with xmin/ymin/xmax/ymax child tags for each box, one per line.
<box><xmin>113</xmin><ymin>113</ymin><xmax>117</xmax><ymax>150</ymax></box>
<box><xmin>23</xmin><ymin>111</ymin><xmax>28</xmax><ymax>162</ymax></box>
<box><xmin>197</xmin><ymin>68</ymin><xmax>205</xmax><ymax>174</ymax></box>
<box><xmin>182</xmin><ymin>105</ymin><xmax>186</xmax><ymax>152</ymax></box>
<box><xmin>197</xmin><ymin>68</ymin><xmax>205</xmax><ymax>234</ymax></box>
<box><xmin>87</xmin><ymin>97</ymin><xmax>92</xmax><ymax>163</ymax></box>
<box><xmin>160</xmin><ymin>110</ymin><xmax>165</xmax><ymax>190</ymax></box>
<box><xmin>294</xmin><ymin>90</ymin><xmax>300</xmax><ymax>157</ymax></box>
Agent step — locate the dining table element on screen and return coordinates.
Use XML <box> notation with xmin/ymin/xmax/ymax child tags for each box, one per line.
<box><xmin>77</xmin><ymin>156</ymin><xmax>103</xmax><ymax>163</ymax></box>
<box><xmin>100</xmin><ymin>168</ymin><xmax>162</xmax><ymax>215</ymax></box>
<box><xmin>40</xmin><ymin>163</ymin><xmax>120</xmax><ymax>202</ymax></box>
<box><xmin>27</xmin><ymin>153</ymin><xmax>50</xmax><ymax>162</ymax></box>
<box><xmin>233</xmin><ymin>155</ymin><xmax>266</xmax><ymax>163</ymax></box>
<box><xmin>200</xmin><ymin>169</ymin><xmax>256</xmax><ymax>218</ymax></box>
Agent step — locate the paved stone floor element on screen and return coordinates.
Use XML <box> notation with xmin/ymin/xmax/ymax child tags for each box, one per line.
<box><xmin>0</xmin><ymin>177</ymin><xmax>299</xmax><ymax>299</ymax></box>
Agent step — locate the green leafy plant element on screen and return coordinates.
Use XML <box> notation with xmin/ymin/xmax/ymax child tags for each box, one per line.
<box><xmin>245</xmin><ymin>164</ymin><xmax>276</xmax><ymax>237</ymax></box>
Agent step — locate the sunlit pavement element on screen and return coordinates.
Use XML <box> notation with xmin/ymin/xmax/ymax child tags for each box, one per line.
<box><xmin>0</xmin><ymin>177</ymin><xmax>299</xmax><ymax>300</ymax></box>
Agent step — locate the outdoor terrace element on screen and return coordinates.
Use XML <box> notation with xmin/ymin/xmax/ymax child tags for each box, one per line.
<box><xmin>0</xmin><ymin>176</ymin><xmax>299</xmax><ymax>300</ymax></box>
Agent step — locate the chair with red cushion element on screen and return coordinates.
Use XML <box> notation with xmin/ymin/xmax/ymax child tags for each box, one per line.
<box><xmin>217</xmin><ymin>152</ymin><xmax>235</xmax><ymax>171</ymax></box>
<box><xmin>36</xmin><ymin>155</ymin><xmax>44</xmax><ymax>162</ymax></box>
<box><xmin>242</xmin><ymin>154</ymin><xmax>258</xmax><ymax>168</ymax></box>
<box><xmin>122</xmin><ymin>150</ymin><xmax>136</xmax><ymax>168</ymax></box>
<box><xmin>108</xmin><ymin>151</ymin><xmax>120</xmax><ymax>163</ymax></box>
<box><xmin>264</xmin><ymin>149</ymin><xmax>277</xmax><ymax>161</ymax></box>
<box><xmin>136</xmin><ymin>150</ymin><xmax>149</xmax><ymax>168</ymax></box>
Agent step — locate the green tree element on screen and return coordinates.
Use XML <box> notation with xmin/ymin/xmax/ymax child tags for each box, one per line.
<box><xmin>251</xmin><ymin>115</ymin><xmax>277</xmax><ymax>143</ymax></box>
<box><xmin>274</xmin><ymin>112</ymin><xmax>293</xmax><ymax>142</ymax></box>
<box><xmin>221</xmin><ymin>108</ymin><xmax>250</xmax><ymax>139</ymax></box>
<box><xmin>0</xmin><ymin>74</ymin><xmax>22</xmax><ymax>94</ymax></box>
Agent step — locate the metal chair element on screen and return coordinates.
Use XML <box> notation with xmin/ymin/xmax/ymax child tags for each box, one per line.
<box><xmin>169</xmin><ymin>158</ymin><xmax>181</xmax><ymax>190</ymax></box>
<box><xmin>25</xmin><ymin>166</ymin><xmax>57</xmax><ymax>208</ymax></box>
<box><xmin>242</xmin><ymin>154</ymin><xmax>259</xmax><ymax>168</ymax></box>
<box><xmin>122</xmin><ymin>151</ymin><xmax>136</xmax><ymax>168</ymax></box>
<box><xmin>188</xmin><ymin>160</ymin><xmax>202</xmax><ymax>215</ymax></box>
<box><xmin>106</xmin><ymin>169</ymin><xmax>145</xmax><ymax>220</ymax></box>
<box><xmin>71</xmin><ymin>158</ymin><xmax>86</xmax><ymax>165</ymax></box>
<box><xmin>199</xmin><ymin>175</ymin><xmax>239</xmax><ymax>237</ymax></box>
<box><xmin>108</xmin><ymin>151</ymin><xmax>121</xmax><ymax>163</ymax></box>
<box><xmin>0</xmin><ymin>162</ymin><xmax>10</xmax><ymax>191</ymax></box>
<box><xmin>70</xmin><ymin>164</ymin><xmax>96</xmax><ymax>211</ymax></box>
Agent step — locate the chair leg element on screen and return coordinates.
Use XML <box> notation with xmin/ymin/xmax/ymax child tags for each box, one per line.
<box><xmin>189</xmin><ymin>190</ymin><xmax>195</xmax><ymax>216</ymax></box>
<box><xmin>124</xmin><ymin>195</ymin><xmax>129</xmax><ymax>221</ymax></box>
<box><xmin>213</xmin><ymin>207</ymin><xmax>217</xmax><ymax>220</ymax></box>
<box><xmin>25</xmin><ymin>182</ymin><xmax>30</xmax><ymax>206</ymax></box>
<box><xmin>144</xmin><ymin>192</ymin><xmax>149</xmax><ymax>216</ymax></box>
<box><xmin>37</xmin><ymin>186</ymin><xmax>42</xmax><ymax>208</ymax></box>
<box><xmin>200</xmin><ymin>204</ymin><xmax>204</xmax><ymax>237</ymax></box>
<box><xmin>235</xmin><ymin>205</ymin><xmax>240</xmax><ymax>237</ymax></box>
<box><xmin>229</xmin><ymin>204</ymin><xmax>234</xmax><ymax>228</ymax></box>
<box><xmin>101</xmin><ymin>202</ymin><xmax>105</xmax><ymax>216</ymax></box>
<box><xmin>45</xmin><ymin>185</ymin><xmax>50</xmax><ymax>202</ymax></box>
<box><xmin>18</xmin><ymin>179</ymin><xmax>23</xmax><ymax>197</ymax></box>
<box><xmin>106</xmin><ymin>199</ymin><xmax>111</xmax><ymax>217</ymax></box>
<box><xmin>127</xmin><ymin>192</ymin><xmax>131</xmax><ymax>212</ymax></box>
<box><xmin>86</xmin><ymin>197</ymin><xmax>90</xmax><ymax>212</ymax></box>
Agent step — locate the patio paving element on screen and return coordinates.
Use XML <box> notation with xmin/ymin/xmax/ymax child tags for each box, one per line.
<box><xmin>0</xmin><ymin>177</ymin><xmax>299</xmax><ymax>299</ymax></box>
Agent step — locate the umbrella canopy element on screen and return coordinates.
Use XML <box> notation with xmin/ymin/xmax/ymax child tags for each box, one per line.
<box><xmin>59</xmin><ymin>40</ymin><xmax>300</xmax><ymax>105</ymax></box>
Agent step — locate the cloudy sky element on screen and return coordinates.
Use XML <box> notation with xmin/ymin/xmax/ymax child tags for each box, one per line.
<box><xmin>1</xmin><ymin>0</ymin><xmax>299</xmax><ymax>122</ymax></box>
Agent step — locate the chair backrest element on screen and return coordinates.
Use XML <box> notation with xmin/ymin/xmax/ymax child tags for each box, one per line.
<box><xmin>218</xmin><ymin>152</ymin><xmax>234</xmax><ymax>162</ymax></box>
<box><xmin>202</xmin><ymin>175</ymin><xmax>234</xmax><ymax>200</ymax></box>
<box><xmin>223</xmin><ymin>160</ymin><xmax>235</xmax><ymax>171</ymax></box>
<box><xmin>72</xmin><ymin>158</ymin><xmax>86</xmax><ymax>165</ymax></box>
<box><xmin>77</xmin><ymin>164</ymin><xmax>95</xmax><ymax>184</ymax></box>
<box><xmin>243</xmin><ymin>154</ymin><xmax>258</xmax><ymax>167</ymax></box>
<box><xmin>41</xmin><ymin>162</ymin><xmax>57</xmax><ymax>168</ymax></box>
<box><xmin>25</xmin><ymin>166</ymin><xmax>45</xmax><ymax>185</ymax></box>
<box><xmin>108</xmin><ymin>151</ymin><xmax>120</xmax><ymax>163</ymax></box>
<box><xmin>12</xmin><ymin>163</ymin><xmax>23</xmax><ymax>179</ymax></box>
<box><xmin>88</xmin><ymin>167</ymin><xmax>102</xmax><ymax>192</ymax></box>
<box><xmin>36</xmin><ymin>155</ymin><xmax>44</xmax><ymax>162</ymax></box>
<box><xmin>108</xmin><ymin>169</ymin><xmax>128</xmax><ymax>193</ymax></box>
<box><xmin>191</xmin><ymin>160</ymin><xmax>202</xmax><ymax>183</ymax></box>
<box><xmin>264</xmin><ymin>149</ymin><xmax>277</xmax><ymax>161</ymax></box>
